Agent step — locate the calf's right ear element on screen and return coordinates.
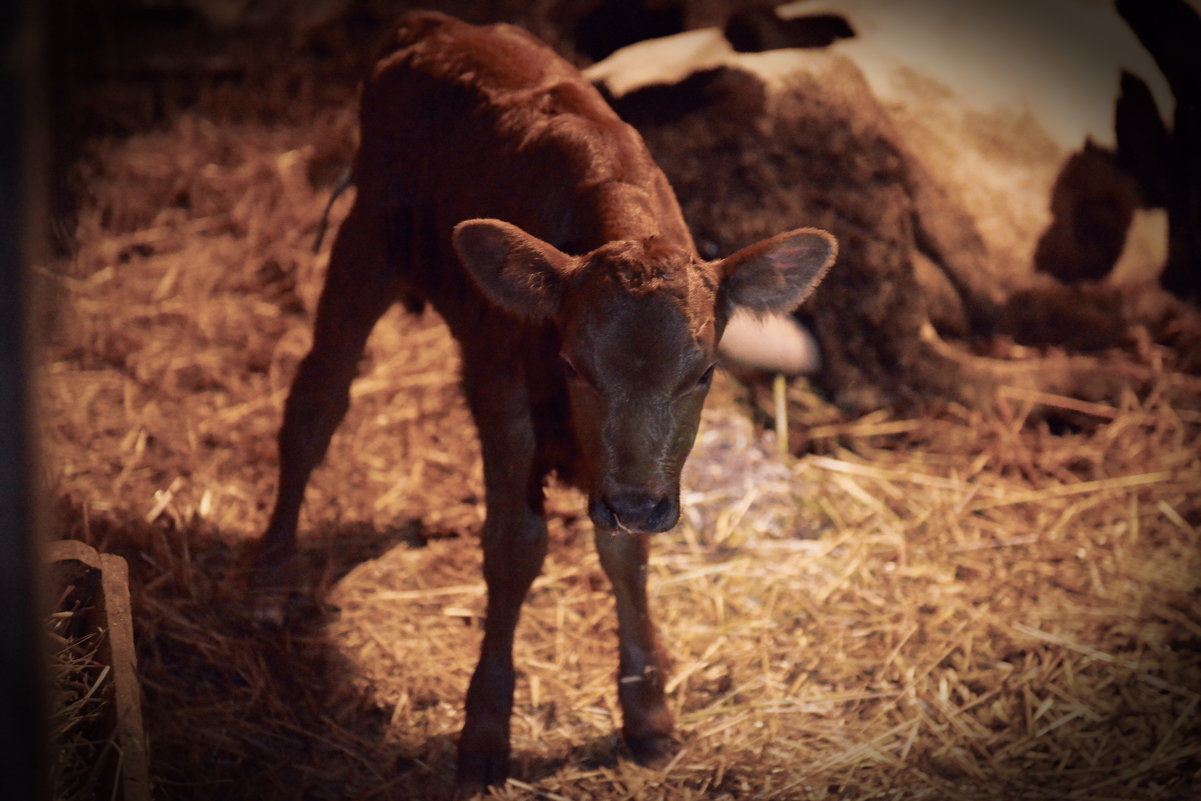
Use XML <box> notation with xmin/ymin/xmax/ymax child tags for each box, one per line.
<box><xmin>717</xmin><ymin>228</ymin><xmax>837</xmax><ymax>313</ymax></box>
<box><xmin>453</xmin><ymin>218</ymin><xmax>575</xmax><ymax>320</ymax></box>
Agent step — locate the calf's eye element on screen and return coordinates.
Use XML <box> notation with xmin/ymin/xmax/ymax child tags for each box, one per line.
<box><xmin>697</xmin><ymin>363</ymin><xmax>716</xmax><ymax>389</ymax></box>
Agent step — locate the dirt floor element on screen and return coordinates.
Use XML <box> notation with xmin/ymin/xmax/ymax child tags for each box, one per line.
<box><xmin>37</xmin><ymin>5</ymin><xmax>1201</xmax><ymax>800</ymax></box>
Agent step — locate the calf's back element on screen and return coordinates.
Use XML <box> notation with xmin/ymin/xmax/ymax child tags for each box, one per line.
<box><xmin>354</xmin><ymin>12</ymin><xmax>694</xmax><ymax>316</ymax></box>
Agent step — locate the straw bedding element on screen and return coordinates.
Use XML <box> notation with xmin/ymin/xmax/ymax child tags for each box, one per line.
<box><xmin>47</xmin><ymin>564</ymin><xmax>114</xmax><ymax>801</ymax></box>
<box><xmin>39</xmin><ymin>43</ymin><xmax>1200</xmax><ymax>801</ymax></box>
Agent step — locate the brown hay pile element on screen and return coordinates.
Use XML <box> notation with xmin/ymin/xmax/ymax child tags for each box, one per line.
<box><xmin>38</xmin><ymin>75</ymin><xmax>1200</xmax><ymax>801</ymax></box>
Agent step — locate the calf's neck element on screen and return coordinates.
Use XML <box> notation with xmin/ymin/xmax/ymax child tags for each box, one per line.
<box><xmin>255</xmin><ymin>10</ymin><xmax>836</xmax><ymax>791</ymax></box>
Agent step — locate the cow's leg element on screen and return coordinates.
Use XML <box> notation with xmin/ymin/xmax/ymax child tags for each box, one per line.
<box><xmin>254</xmin><ymin>203</ymin><xmax>400</xmax><ymax>584</ymax></box>
<box><xmin>457</xmin><ymin>378</ymin><xmax>547</xmax><ymax>791</ymax></box>
<box><xmin>593</xmin><ymin>530</ymin><xmax>675</xmax><ymax>764</ymax></box>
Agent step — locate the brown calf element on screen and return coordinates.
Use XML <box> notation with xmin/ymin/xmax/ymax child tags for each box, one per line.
<box><xmin>255</xmin><ymin>10</ymin><xmax>836</xmax><ymax>791</ymax></box>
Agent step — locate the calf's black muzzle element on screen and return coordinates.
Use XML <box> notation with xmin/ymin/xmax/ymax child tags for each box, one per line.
<box><xmin>589</xmin><ymin>489</ymin><xmax>679</xmax><ymax>534</ymax></box>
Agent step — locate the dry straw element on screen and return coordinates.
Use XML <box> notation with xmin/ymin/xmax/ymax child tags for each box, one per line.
<box><xmin>47</xmin><ymin>596</ymin><xmax>114</xmax><ymax>801</ymax></box>
<box><xmin>39</xmin><ymin>85</ymin><xmax>1199</xmax><ymax>801</ymax></box>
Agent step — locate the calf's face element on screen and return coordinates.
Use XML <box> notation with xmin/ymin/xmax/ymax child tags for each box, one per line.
<box><xmin>453</xmin><ymin>218</ymin><xmax>836</xmax><ymax>534</ymax></box>
<box><xmin>558</xmin><ymin>249</ymin><xmax>718</xmax><ymax>534</ymax></box>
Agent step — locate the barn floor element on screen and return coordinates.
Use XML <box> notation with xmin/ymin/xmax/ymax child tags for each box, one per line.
<box><xmin>38</xmin><ymin>10</ymin><xmax>1201</xmax><ymax>801</ymax></box>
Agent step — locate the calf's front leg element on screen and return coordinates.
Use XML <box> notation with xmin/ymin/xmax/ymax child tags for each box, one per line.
<box><xmin>458</xmin><ymin>504</ymin><xmax>547</xmax><ymax>791</ymax></box>
<box><xmin>457</xmin><ymin>380</ymin><xmax>548</xmax><ymax>792</ymax></box>
<box><xmin>594</xmin><ymin>530</ymin><xmax>675</xmax><ymax>764</ymax></box>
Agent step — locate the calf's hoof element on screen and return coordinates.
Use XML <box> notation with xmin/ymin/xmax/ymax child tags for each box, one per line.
<box><xmin>455</xmin><ymin>751</ymin><xmax>509</xmax><ymax>797</ymax></box>
<box><xmin>624</xmin><ymin>731</ymin><xmax>678</xmax><ymax>768</ymax></box>
<box><xmin>243</xmin><ymin>549</ymin><xmax>301</xmax><ymax>628</ymax></box>
<box><xmin>247</xmin><ymin>584</ymin><xmax>303</xmax><ymax>628</ymax></box>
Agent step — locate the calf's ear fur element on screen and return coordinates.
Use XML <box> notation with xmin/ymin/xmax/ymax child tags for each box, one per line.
<box><xmin>718</xmin><ymin>228</ymin><xmax>837</xmax><ymax>313</ymax></box>
<box><xmin>453</xmin><ymin>218</ymin><xmax>575</xmax><ymax>320</ymax></box>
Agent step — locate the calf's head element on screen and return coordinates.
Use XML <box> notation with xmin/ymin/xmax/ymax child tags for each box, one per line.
<box><xmin>454</xmin><ymin>218</ymin><xmax>836</xmax><ymax>534</ymax></box>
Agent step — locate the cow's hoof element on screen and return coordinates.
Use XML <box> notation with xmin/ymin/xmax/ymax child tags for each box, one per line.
<box><xmin>456</xmin><ymin>752</ymin><xmax>509</xmax><ymax>796</ymax></box>
<box><xmin>625</xmin><ymin>732</ymin><xmax>678</xmax><ymax>768</ymax></box>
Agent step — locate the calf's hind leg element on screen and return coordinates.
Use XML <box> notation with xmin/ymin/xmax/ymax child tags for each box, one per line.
<box><xmin>255</xmin><ymin>204</ymin><xmax>401</xmax><ymax>580</ymax></box>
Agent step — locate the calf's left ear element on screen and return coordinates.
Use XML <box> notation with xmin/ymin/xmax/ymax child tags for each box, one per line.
<box><xmin>717</xmin><ymin>228</ymin><xmax>837</xmax><ymax>313</ymax></box>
